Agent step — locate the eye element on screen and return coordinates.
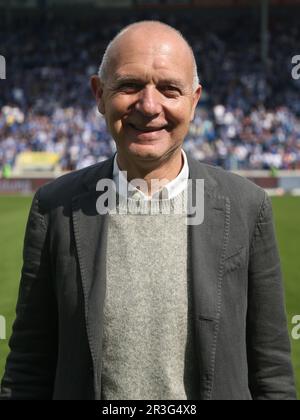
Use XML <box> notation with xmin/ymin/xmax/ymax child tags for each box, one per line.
<box><xmin>118</xmin><ymin>83</ymin><xmax>142</xmax><ymax>93</ymax></box>
<box><xmin>160</xmin><ymin>86</ymin><xmax>181</xmax><ymax>97</ymax></box>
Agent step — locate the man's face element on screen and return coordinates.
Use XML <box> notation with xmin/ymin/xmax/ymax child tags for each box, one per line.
<box><xmin>92</xmin><ymin>32</ymin><xmax>201</xmax><ymax>164</ymax></box>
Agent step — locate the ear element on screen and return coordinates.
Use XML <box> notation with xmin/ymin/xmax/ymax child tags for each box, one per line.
<box><xmin>190</xmin><ymin>85</ymin><xmax>202</xmax><ymax>122</ymax></box>
<box><xmin>90</xmin><ymin>75</ymin><xmax>105</xmax><ymax>115</ymax></box>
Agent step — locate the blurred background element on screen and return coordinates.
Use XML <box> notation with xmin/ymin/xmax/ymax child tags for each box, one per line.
<box><xmin>0</xmin><ymin>0</ymin><xmax>299</xmax><ymax>398</ymax></box>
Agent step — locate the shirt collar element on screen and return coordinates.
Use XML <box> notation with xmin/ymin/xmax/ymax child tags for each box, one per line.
<box><xmin>113</xmin><ymin>149</ymin><xmax>189</xmax><ymax>201</ymax></box>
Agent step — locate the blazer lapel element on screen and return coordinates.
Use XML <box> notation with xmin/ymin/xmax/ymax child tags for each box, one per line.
<box><xmin>71</xmin><ymin>156</ymin><xmax>115</xmax><ymax>399</ymax></box>
<box><xmin>187</xmin><ymin>155</ymin><xmax>231</xmax><ymax>400</ymax></box>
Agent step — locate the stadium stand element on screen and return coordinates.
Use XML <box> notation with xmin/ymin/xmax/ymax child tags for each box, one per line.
<box><xmin>0</xmin><ymin>4</ymin><xmax>300</xmax><ymax>175</ymax></box>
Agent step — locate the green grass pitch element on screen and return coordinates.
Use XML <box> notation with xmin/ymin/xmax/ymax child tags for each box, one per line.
<box><xmin>0</xmin><ymin>195</ymin><xmax>299</xmax><ymax>399</ymax></box>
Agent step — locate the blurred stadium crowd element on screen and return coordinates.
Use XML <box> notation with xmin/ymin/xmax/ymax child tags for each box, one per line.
<box><xmin>1</xmin><ymin>12</ymin><xmax>300</xmax><ymax>172</ymax></box>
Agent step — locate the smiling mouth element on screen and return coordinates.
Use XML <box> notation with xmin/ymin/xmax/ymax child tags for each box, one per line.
<box><xmin>128</xmin><ymin>123</ymin><xmax>168</xmax><ymax>133</ymax></box>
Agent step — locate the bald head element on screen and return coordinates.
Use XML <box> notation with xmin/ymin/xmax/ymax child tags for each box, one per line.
<box><xmin>98</xmin><ymin>21</ymin><xmax>199</xmax><ymax>91</ymax></box>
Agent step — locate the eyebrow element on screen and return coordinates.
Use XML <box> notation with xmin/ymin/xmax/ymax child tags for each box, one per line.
<box><xmin>113</xmin><ymin>75</ymin><xmax>186</xmax><ymax>90</ymax></box>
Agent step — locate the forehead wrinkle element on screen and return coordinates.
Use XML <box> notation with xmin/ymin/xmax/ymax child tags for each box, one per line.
<box><xmin>113</xmin><ymin>52</ymin><xmax>191</xmax><ymax>80</ymax></box>
<box><xmin>111</xmin><ymin>48</ymin><xmax>179</xmax><ymax>70</ymax></box>
<box><xmin>114</xmin><ymin>63</ymin><xmax>187</xmax><ymax>84</ymax></box>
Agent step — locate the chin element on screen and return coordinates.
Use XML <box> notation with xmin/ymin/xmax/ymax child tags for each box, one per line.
<box><xmin>125</xmin><ymin>141</ymin><xmax>168</xmax><ymax>160</ymax></box>
<box><xmin>129</xmin><ymin>150</ymin><xmax>162</xmax><ymax>162</ymax></box>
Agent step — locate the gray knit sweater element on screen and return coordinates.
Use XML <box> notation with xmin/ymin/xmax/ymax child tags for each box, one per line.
<box><xmin>101</xmin><ymin>189</ymin><xmax>199</xmax><ymax>400</ymax></box>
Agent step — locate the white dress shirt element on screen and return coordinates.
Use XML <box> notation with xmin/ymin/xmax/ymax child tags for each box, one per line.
<box><xmin>113</xmin><ymin>149</ymin><xmax>189</xmax><ymax>201</ymax></box>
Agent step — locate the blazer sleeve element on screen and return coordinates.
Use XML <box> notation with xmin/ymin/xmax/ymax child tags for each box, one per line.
<box><xmin>0</xmin><ymin>188</ymin><xmax>58</xmax><ymax>400</ymax></box>
<box><xmin>247</xmin><ymin>192</ymin><xmax>297</xmax><ymax>400</ymax></box>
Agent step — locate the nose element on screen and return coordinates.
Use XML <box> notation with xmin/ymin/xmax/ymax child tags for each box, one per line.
<box><xmin>135</xmin><ymin>86</ymin><xmax>162</xmax><ymax>117</ymax></box>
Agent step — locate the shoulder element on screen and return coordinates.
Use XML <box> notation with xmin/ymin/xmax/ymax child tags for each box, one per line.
<box><xmin>36</xmin><ymin>156</ymin><xmax>115</xmax><ymax>211</ymax></box>
<box><xmin>187</xmin><ymin>157</ymin><xmax>268</xmax><ymax>223</ymax></box>
<box><xmin>203</xmin><ymin>162</ymin><xmax>265</xmax><ymax>199</ymax></box>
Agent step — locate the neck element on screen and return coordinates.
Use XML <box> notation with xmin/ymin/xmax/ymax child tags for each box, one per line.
<box><xmin>116</xmin><ymin>149</ymin><xmax>184</xmax><ymax>197</ymax></box>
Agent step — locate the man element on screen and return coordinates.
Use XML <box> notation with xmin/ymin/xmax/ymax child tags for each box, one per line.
<box><xmin>0</xmin><ymin>21</ymin><xmax>296</xmax><ymax>400</ymax></box>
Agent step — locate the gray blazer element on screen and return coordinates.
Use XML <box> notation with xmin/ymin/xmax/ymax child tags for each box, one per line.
<box><xmin>0</xmin><ymin>153</ymin><xmax>297</xmax><ymax>400</ymax></box>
